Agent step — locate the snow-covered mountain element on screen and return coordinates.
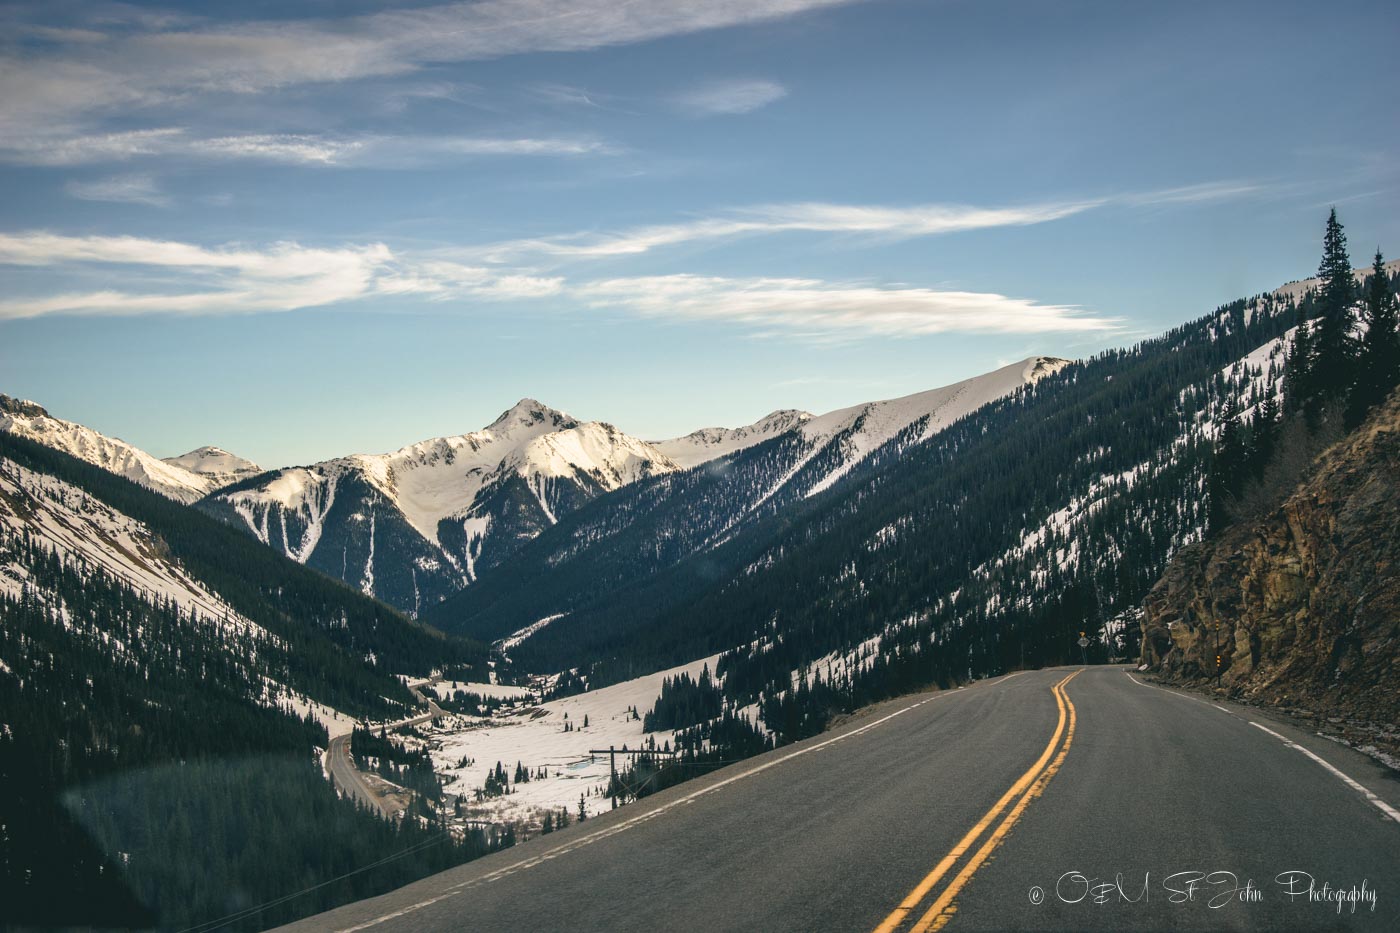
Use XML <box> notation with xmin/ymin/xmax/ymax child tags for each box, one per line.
<box><xmin>162</xmin><ymin>445</ymin><xmax>262</xmax><ymax>489</ymax></box>
<box><xmin>0</xmin><ymin>395</ymin><xmax>254</xmax><ymax>503</ymax></box>
<box><xmin>425</xmin><ymin>356</ymin><xmax>1072</xmax><ymax>639</ymax></box>
<box><xmin>647</xmin><ymin>358</ymin><xmax>1068</xmax><ymax>477</ymax></box>
<box><xmin>787</xmin><ymin>356</ymin><xmax>1071</xmax><ymax>499</ymax></box>
<box><xmin>0</xmin><ymin>427</ymin><xmax>474</xmax><ymax>727</ymax></box>
<box><xmin>201</xmin><ymin>399</ymin><xmax>679</xmax><ymax>612</ymax></box>
<box><xmin>430</xmin><ymin>280</ymin><xmax>1323</xmax><ymax>705</ymax></box>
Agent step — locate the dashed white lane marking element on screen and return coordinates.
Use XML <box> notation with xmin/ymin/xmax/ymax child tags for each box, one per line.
<box><xmin>333</xmin><ymin>672</ymin><xmax>1030</xmax><ymax>932</ymax></box>
<box><xmin>1249</xmin><ymin>722</ymin><xmax>1400</xmax><ymax>825</ymax></box>
<box><xmin>1213</xmin><ymin>704</ymin><xmax>1230</xmax><ymax>713</ymax></box>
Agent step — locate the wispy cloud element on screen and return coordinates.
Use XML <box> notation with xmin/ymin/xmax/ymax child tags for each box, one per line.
<box><xmin>1121</xmin><ymin>180</ymin><xmax>1265</xmax><ymax>206</ymax></box>
<box><xmin>0</xmin><ymin>228</ymin><xmax>1114</xmax><ymax>339</ymax></box>
<box><xmin>465</xmin><ymin>180</ymin><xmax>1270</xmax><ymax>264</ymax></box>
<box><xmin>576</xmin><ymin>274</ymin><xmax>1118</xmax><ymax>338</ymax></box>
<box><xmin>0</xmin><ymin>231</ymin><xmax>559</xmax><ymax>319</ymax></box>
<box><xmin>472</xmin><ymin>199</ymin><xmax>1103</xmax><ymax>261</ymax></box>
<box><xmin>675</xmin><ymin>79</ymin><xmax>787</xmax><ymax>115</ymax></box>
<box><xmin>0</xmin><ymin>1</ymin><xmax>862</xmax><ymax>133</ymax></box>
<box><xmin>0</xmin><ymin>127</ymin><xmax>614</xmax><ymax>167</ymax></box>
<box><xmin>64</xmin><ymin>173</ymin><xmax>168</xmax><ymax>207</ymax></box>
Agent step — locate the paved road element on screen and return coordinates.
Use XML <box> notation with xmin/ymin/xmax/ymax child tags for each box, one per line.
<box><xmin>325</xmin><ymin>683</ymin><xmax>446</xmax><ymax>818</ymax></box>
<box><xmin>284</xmin><ymin>667</ymin><xmax>1400</xmax><ymax>932</ymax></box>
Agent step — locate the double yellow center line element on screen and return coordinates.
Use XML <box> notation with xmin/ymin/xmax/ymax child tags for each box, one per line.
<box><xmin>871</xmin><ymin>670</ymin><xmax>1082</xmax><ymax>933</ymax></box>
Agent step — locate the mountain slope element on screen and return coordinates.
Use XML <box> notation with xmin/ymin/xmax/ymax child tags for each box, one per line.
<box><xmin>0</xmin><ymin>429</ymin><xmax>495</xmax><ymax>928</ymax></box>
<box><xmin>0</xmin><ymin>429</ymin><xmax>484</xmax><ymax>715</ymax></box>
<box><xmin>0</xmin><ymin>395</ymin><xmax>251</xmax><ymax>503</ymax></box>
<box><xmin>422</xmin><ymin>281</ymin><xmax>1328</xmax><ymax>741</ymax></box>
<box><xmin>1140</xmin><ymin>387</ymin><xmax>1400</xmax><ymax>730</ymax></box>
<box><xmin>200</xmin><ymin>399</ymin><xmax>679</xmax><ymax>612</ymax></box>
<box><xmin>424</xmin><ymin>356</ymin><xmax>1071</xmax><ymax>645</ymax></box>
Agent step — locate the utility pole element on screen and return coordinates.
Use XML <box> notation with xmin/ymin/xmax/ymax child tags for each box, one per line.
<box><xmin>591</xmin><ymin>747</ymin><xmax>679</xmax><ymax>811</ymax></box>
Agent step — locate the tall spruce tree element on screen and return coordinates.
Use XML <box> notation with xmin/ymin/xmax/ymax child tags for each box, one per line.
<box><xmin>1346</xmin><ymin>251</ymin><xmax>1400</xmax><ymax>427</ymax></box>
<box><xmin>1283</xmin><ymin>317</ymin><xmax>1314</xmax><ymax>415</ymax></box>
<box><xmin>1207</xmin><ymin>395</ymin><xmax>1246</xmax><ymax>535</ymax></box>
<box><xmin>1309</xmin><ymin>208</ymin><xmax>1358</xmax><ymax>408</ymax></box>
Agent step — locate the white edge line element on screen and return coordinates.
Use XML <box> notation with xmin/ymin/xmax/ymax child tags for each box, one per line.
<box><xmin>333</xmin><ymin>671</ymin><xmax>1029</xmax><ymax>932</ymax></box>
<box><xmin>1249</xmin><ymin>722</ymin><xmax>1400</xmax><ymax>824</ymax></box>
<box><xmin>1124</xmin><ymin>671</ymin><xmax>1227</xmax><ymax>711</ymax></box>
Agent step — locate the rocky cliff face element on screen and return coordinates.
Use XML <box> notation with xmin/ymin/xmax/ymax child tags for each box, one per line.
<box><xmin>1140</xmin><ymin>391</ymin><xmax>1400</xmax><ymax>733</ymax></box>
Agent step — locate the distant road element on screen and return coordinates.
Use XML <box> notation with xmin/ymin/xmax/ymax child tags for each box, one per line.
<box><xmin>285</xmin><ymin>667</ymin><xmax>1400</xmax><ymax>932</ymax></box>
<box><xmin>325</xmin><ymin>682</ymin><xmax>445</xmax><ymax>819</ymax></box>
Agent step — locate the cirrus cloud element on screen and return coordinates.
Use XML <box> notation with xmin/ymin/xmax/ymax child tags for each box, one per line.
<box><xmin>0</xmin><ymin>231</ymin><xmax>561</xmax><ymax>319</ymax></box>
<box><xmin>471</xmin><ymin>199</ymin><xmax>1104</xmax><ymax>262</ymax></box>
<box><xmin>0</xmin><ymin>1</ymin><xmax>864</xmax><ymax>134</ymax></box>
<box><xmin>576</xmin><ymin>274</ymin><xmax>1118</xmax><ymax>338</ymax></box>
<box><xmin>0</xmin><ymin>228</ymin><xmax>1114</xmax><ymax>339</ymax></box>
<box><xmin>676</xmin><ymin>79</ymin><xmax>788</xmax><ymax>115</ymax></box>
<box><xmin>0</xmin><ymin>126</ymin><xmax>614</xmax><ymax>167</ymax></box>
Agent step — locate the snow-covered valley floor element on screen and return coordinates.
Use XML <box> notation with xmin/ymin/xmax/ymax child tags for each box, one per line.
<box><xmin>404</xmin><ymin>654</ymin><xmax>722</xmax><ymax>827</ymax></box>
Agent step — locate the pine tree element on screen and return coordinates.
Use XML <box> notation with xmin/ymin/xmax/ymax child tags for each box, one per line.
<box><xmin>1251</xmin><ymin>393</ymin><xmax>1281</xmax><ymax>480</ymax></box>
<box><xmin>1346</xmin><ymin>251</ymin><xmax>1400</xmax><ymax>427</ymax></box>
<box><xmin>1283</xmin><ymin>319</ymin><xmax>1314</xmax><ymax>415</ymax></box>
<box><xmin>1207</xmin><ymin>395</ymin><xmax>1246</xmax><ymax>534</ymax></box>
<box><xmin>1309</xmin><ymin>208</ymin><xmax>1358</xmax><ymax>408</ymax></box>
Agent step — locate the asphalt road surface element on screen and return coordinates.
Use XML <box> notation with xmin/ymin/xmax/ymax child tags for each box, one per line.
<box><xmin>325</xmin><ymin>685</ymin><xmax>446</xmax><ymax>818</ymax></box>
<box><xmin>283</xmin><ymin>666</ymin><xmax>1400</xmax><ymax>932</ymax></box>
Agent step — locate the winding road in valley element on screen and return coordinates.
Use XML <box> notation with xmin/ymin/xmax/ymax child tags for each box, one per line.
<box><xmin>286</xmin><ymin>666</ymin><xmax>1400</xmax><ymax>932</ymax></box>
<box><xmin>325</xmin><ymin>681</ymin><xmax>446</xmax><ymax>819</ymax></box>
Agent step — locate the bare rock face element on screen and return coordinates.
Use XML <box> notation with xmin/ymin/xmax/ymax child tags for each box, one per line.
<box><xmin>1140</xmin><ymin>390</ymin><xmax>1400</xmax><ymax>730</ymax></box>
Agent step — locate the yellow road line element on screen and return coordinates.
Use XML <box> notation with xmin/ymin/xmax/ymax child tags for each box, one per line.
<box><xmin>914</xmin><ymin>670</ymin><xmax>1079</xmax><ymax>931</ymax></box>
<box><xmin>871</xmin><ymin>670</ymin><xmax>1082</xmax><ymax>933</ymax></box>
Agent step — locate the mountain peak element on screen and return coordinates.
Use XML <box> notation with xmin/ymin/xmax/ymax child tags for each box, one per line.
<box><xmin>163</xmin><ymin>446</ymin><xmax>261</xmax><ymax>478</ymax></box>
<box><xmin>1024</xmin><ymin>356</ymin><xmax>1073</xmax><ymax>383</ymax></box>
<box><xmin>0</xmin><ymin>395</ymin><xmax>49</xmax><ymax>419</ymax></box>
<box><xmin>486</xmin><ymin>398</ymin><xmax>575</xmax><ymax>433</ymax></box>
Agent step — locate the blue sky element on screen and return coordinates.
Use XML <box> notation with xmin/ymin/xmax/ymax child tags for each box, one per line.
<box><xmin>2</xmin><ymin>0</ymin><xmax>1397</xmax><ymax>468</ymax></box>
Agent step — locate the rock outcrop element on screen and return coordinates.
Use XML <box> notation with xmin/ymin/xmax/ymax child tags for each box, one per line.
<box><xmin>1140</xmin><ymin>390</ymin><xmax>1400</xmax><ymax>733</ymax></box>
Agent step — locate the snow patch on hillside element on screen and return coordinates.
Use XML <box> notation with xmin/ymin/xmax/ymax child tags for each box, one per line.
<box><xmin>0</xmin><ymin>456</ymin><xmax>263</xmax><ymax>637</ymax></box>
<box><xmin>497</xmin><ymin>613</ymin><xmax>567</xmax><ymax>654</ymax></box>
<box><xmin>802</xmin><ymin>356</ymin><xmax>1071</xmax><ymax>498</ymax></box>
<box><xmin>652</xmin><ymin>410</ymin><xmax>813</xmax><ymax>469</ymax></box>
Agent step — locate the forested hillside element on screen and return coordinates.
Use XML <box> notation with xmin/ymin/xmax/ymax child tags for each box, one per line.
<box><xmin>1144</xmin><ymin>219</ymin><xmax>1400</xmax><ymax>743</ymax></box>
<box><xmin>0</xmin><ymin>433</ymin><xmax>496</xmax><ymax>929</ymax></box>
<box><xmin>423</xmin><ymin>358</ymin><xmax>1068</xmax><ymax>643</ymax></box>
<box><xmin>434</xmin><ymin>273</ymin><xmax>1323</xmax><ymax>742</ymax></box>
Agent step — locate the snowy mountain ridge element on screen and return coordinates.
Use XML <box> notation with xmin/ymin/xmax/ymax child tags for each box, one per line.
<box><xmin>204</xmin><ymin>398</ymin><xmax>681</xmax><ymax>610</ymax></box>
<box><xmin>7</xmin><ymin>358</ymin><xmax>1070</xmax><ymax>615</ymax></box>
<box><xmin>425</xmin><ymin>356</ymin><xmax>1076</xmax><ymax>644</ymax></box>
<box><xmin>652</xmin><ymin>409</ymin><xmax>814</xmax><ymax>468</ymax></box>
<box><xmin>0</xmin><ymin>395</ymin><xmax>256</xmax><ymax>504</ymax></box>
<box><xmin>794</xmin><ymin>356</ymin><xmax>1071</xmax><ymax>498</ymax></box>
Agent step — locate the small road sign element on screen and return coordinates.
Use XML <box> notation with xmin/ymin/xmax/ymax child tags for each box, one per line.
<box><xmin>1077</xmin><ymin>636</ymin><xmax>1089</xmax><ymax>647</ymax></box>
